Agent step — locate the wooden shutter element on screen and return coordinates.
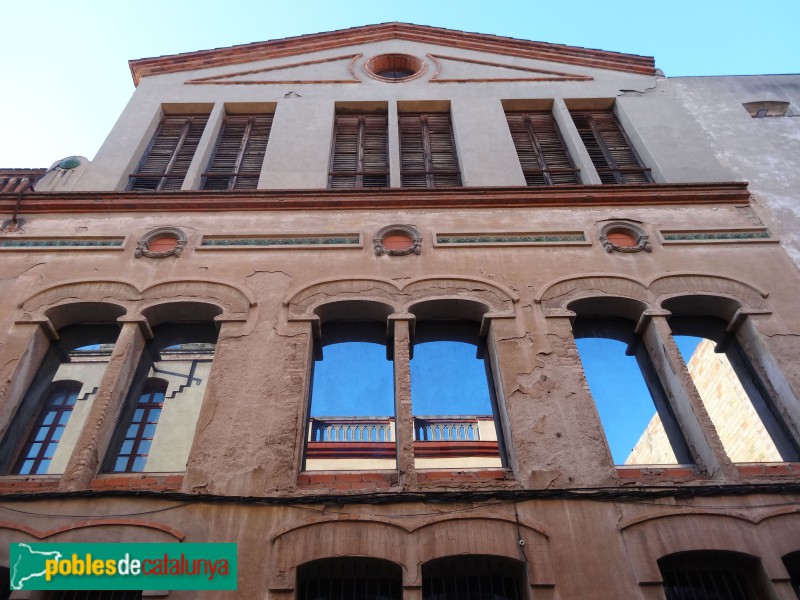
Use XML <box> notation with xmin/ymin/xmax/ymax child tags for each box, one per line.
<box><xmin>328</xmin><ymin>114</ymin><xmax>388</xmax><ymax>189</ymax></box>
<box><xmin>203</xmin><ymin>114</ymin><xmax>273</xmax><ymax>191</ymax></box>
<box><xmin>505</xmin><ymin>112</ymin><xmax>580</xmax><ymax>185</ymax></box>
<box><xmin>399</xmin><ymin>113</ymin><xmax>461</xmax><ymax>188</ymax></box>
<box><xmin>128</xmin><ymin>115</ymin><xmax>209</xmax><ymax>191</ymax></box>
<box><xmin>570</xmin><ymin>110</ymin><xmax>652</xmax><ymax>184</ymax></box>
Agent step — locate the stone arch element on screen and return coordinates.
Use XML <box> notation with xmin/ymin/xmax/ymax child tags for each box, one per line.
<box><xmin>269</xmin><ymin>519</ymin><xmax>408</xmax><ymax>591</ymax></box>
<box><xmin>651</xmin><ymin>273</ymin><xmax>769</xmax><ymax>315</ymax></box>
<box><xmin>620</xmin><ymin>512</ymin><xmax>779</xmax><ymax>584</ymax></box>
<box><xmin>141</xmin><ymin>278</ymin><xmax>255</xmax><ymax>321</ymax></box>
<box><xmin>285</xmin><ymin>277</ymin><xmax>403</xmax><ymax>321</ymax></box>
<box><xmin>538</xmin><ymin>274</ymin><xmax>652</xmax><ymax>313</ymax></box>
<box><xmin>21</xmin><ymin>280</ymin><xmax>139</xmax><ymax>320</ymax></box>
<box><xmin>285</xmin><ymin>275</ymin><xmax>517</xmax><ymax>322</ymax></box>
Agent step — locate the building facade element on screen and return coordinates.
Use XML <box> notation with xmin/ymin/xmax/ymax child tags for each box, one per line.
<box><xmin>1</xmin><ymin>23</ymin><xmax>800</xmax><ymax>599</ymax></box>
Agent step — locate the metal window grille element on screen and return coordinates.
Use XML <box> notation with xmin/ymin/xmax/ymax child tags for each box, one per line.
<box><xmin>505</xmin><ymin>111</ymin><xmax>580</xmax><ymax>185</ymax></box>
<box><xmin>570</xmin><ymin>110</ymin><xmax>652</xmax><ymax>184</ymax></box>
<box><xmin>422</xmin><ymin>556</ymin><xmax>523</xmax><ymax>600</ymax></box>
<box><xmin>297</xmin><ymin>557</ymin><xmax>402</xmax><ymax>600</ymax></box>
<box><xmin>660</xmin><ymin>552</ymin><xmax>763</xmax><ymax>600</ymax></box>
<box><xmin>111</xmin><ymin>380</ymin><xmax>167</xmax><ymax>473</ymax></box>
<box><xmin>202</xmin><ymin>114</ymin><xmax>274</xmax><ymax>190</ymax></box>
<box><xmin>399</xmin><ymin>113</ymin><xmax>461</xmax><ymax>188</ymax></box>
<box><xmin>328</xmin><ymin>114</ymin><xmax>389</xmax><ymax>188</ymax></box>
<box><xmin>128</xmin><ymin>115</ymin><xmax>209</xmax><ymax>191</ymax></box>
<box><xmin>15</xmin><ymin>383</ymin><xmax>81</xmax><ymax>475</ymax></box>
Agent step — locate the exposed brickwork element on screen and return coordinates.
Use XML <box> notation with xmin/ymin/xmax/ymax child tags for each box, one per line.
<box><xmin>297</xmin><ymin>472</ymin><xmax>397</xmax><ymax>489</ymax></box>
<box><xmin>90</xmin><ymin>474</ymin><xmax>184</xmax><ymax>491</ymax></box>
<box><xmin>0</xmin><ymin>477</ymin><xmax>60</xmax><ymax>494</ymax></box>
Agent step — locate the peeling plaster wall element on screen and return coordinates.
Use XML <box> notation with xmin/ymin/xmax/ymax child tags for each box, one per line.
<box><xmin>670</xmin><ymin>75</ymin><xmax>800</xmax><ymax>267</ymax></box>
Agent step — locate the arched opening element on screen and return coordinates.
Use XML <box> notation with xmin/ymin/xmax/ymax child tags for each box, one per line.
<box><xmin>0</xmin><ymin>318</ymin><xmax>121</xmax><ymax>475</ymax></box>
<box><xmin>305</xmin><ymin>301</ymin><xmax>396</xmax><ymax>471</ymax></box>
<box><xmin>409</xmin><ymin>301</ymin><xmax>505</xmax><ymax>469</ymax></box>
<box><xmin>297</xmin><ymin>557</ymin><xmax>402</xmax><ymax>600</ymax></box>
<box><xmin>570</xmin><ymin>298</ymin><xmax>692</xmax><ymax>466</ymax></box>
<box><xmin>104</xmin><ymin>315</ymin><xmax>219</xmax><ymax>474</ymax></box>
<box><xmin>658</xmin><ymin>550</ymin><xmax>773</xmax><ymax>600</ymax></box>
<box><xmin>664</xmin><ymin>296</ymin><xmax>800</xmax><ymax>463</ymax></box>
<box><xmin>422</xmin><ymin>555</ymin><xmax>525</xmax><ymax>600</ymax></box>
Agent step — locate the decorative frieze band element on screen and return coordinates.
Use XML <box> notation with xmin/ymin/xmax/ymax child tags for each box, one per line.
<box><xmin>436</xmin><ymin>232</ymin><xmax>587</xmax><ymax>246</ymax></box>
<box><xmin>199</xmin><ymin>234</ymin><xmax>361</xmax><ymax>249</ymax></box>
<box><xmin>660</xmin><ymin>229</ymin><xmax>772</xmax><ymax>243</ymax></box>
<box><xmin>0</xmin><ymin>238</ymin><xmax>124</xmax><ymax>249</ymax></box>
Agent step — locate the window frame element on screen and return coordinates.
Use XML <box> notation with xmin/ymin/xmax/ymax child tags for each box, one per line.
<box><xmin>399</xmin><ymin>112</ymin><xmax>462</xmax><ymax>188</ymax></box>
<box><xmin>505</xmin><ymin>110</ymin><xmax>580</xmax><ymax>185</ymax></box>
<box><xmin>201</xmin><ymin>113</ymin><xmax>274</xmax><ymax>191</ymax></box>
<box><xmin>328</xmin><ymin>113</ymin><xmax>389</xmax><ymax>189</ymax></box>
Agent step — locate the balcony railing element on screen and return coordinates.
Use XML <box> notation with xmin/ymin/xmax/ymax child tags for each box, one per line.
<box><xmin>306</xmin><ymin>416</ymin><xmax>500</xmax><ymax>459</ymax></box>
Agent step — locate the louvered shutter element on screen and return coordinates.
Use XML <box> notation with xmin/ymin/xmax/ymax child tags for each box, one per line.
<box><xmin>129</xmin><ymin>115</ymin><xmax>209</xmax><ymax>191</ymax></box>
<box><xmin>203</xmin><ymin>115</ymin><xmax>273</xmax><ymax>191</ymax></box>
<box><xmin>328</xmin><ymin>114</ymin><xmax>388</xmax><ymax>189</ymax></box>
<box><xmin>399</xmin><ymin>113</ymin><xmax>461</xmax><ymax>188</ymax></box>
<box><xmin>570</xmin><ymin>111</ymin><xmax>652</xmax><ymax>184</ymax></box>
<box><xmin>506</xmin><ymin>112</ymin><xmax>580</xmax><ymax>185</ymax></box>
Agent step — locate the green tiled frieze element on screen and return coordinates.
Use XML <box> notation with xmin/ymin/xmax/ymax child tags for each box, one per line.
<box><xmin>201</xmin><ymin>236</ymin><xmax>360</xmax><ymax>247</ymax></box>
<box><xmin>437</xmin><ymin>233</ymin><xmax>585</xmax><ymax>245</ymax></box>
<box><xmin>0</xmin><ymin>239</ymin><xmax>123</xmax><ymax>248</ymax></box>
<box><xmin>662</xmin><ymin>231</ymin><xmax>771</xmax><ymax>241</ymax></box>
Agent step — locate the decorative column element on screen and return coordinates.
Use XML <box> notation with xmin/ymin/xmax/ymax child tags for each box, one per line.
<box><xmin>390</xmin><ymin>313</ymin><xmax>416</xmax><ymax>488</ymax></box>
<box><xmin>635</xmin><ymin>310</ymin><xmax>735</xmax><ymax>479</ymax></box>
<box><xmin>59</xmin><ymin>317</ymin><xmax>151</xmax><ymax>491</ymax></box>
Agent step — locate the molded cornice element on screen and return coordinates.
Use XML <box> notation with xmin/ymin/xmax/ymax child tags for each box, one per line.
<box><xmin>0</xmin><ymin>183</ymin><xmax>750</xmax><ymax>215</ymax></box>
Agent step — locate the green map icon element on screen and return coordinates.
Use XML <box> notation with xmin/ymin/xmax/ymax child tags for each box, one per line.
<box><xmin>10</xmin><ymin>543</ymin><xmax>63</xmax><ymax>590</ymax></box>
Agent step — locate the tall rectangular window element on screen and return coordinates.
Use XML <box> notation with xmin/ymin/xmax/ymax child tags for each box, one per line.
<box><xmin>128</xmin><ymin>114</ymin><xmax>209</xmax><ymax>191</ymax></box>
<box><xmin>570</xmin><ymin>110</ymin><xmax>652</xmax><ymax>184</ymax></box>
<box><xmin>399</xmin><ymin>112</ymin><xmax>461</xmax><ymax>187</ymax></box>
<box><xmin>328</xmin><ymin>114</ymin><xmax>388</xmax><ymax>188</ymax></box>
<box><xmin>505</xmin><ymin>111</ymin><xmax>580</xmax><ymax>185</ymax></box>
<box><xmin>202</xmin><ymin>114</ymin><xmax>273</xmax><ymax>190</ymax></box>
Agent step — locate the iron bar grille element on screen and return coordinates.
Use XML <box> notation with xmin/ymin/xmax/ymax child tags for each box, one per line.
<box><xmin>422</xmin><ymin>556</ymin><xmax>522</xmax><ymax>600</ymax></box>
<box><xmin>298</xmin><ymin>557</ymin><xmax>402</xmax><ymax>600</ymax></box>
<box><xmin>660</xmin><ymin>553</ymin><xmax>762</xmax><ymax>600</ymax></box>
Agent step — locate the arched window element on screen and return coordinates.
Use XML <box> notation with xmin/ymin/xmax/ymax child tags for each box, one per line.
<box><xmin>15</xmin><ymin>381</ymin><xmax>82</xmax><ymax>475</ymax></box>
<box><xmin>663</xmin><ymin>295</ymin><xmax>800</xmax><ymax>464</ymax></box>
<box><xmin>104</xmin><ymin>316</ymin><xmax>219</xmax><ymax>474</ymax></box>
<box><xmin>410</xmin><ymin>319</ymin><xmax>504</xmax><ymax>468</ymax></box>
<box><xmin>658</xmin><ymin>551</ymin><xmax>773</xmax><ymax>600</ymax></box>
<box><xmin>297</xmin><ymin>557</ymin><xmax>401</xmax><ymax>600</ymax></box>
<box><xmin>110</xmin><ymin>378</ymin><xmax>167</xmax><ymax>473</ymax></box>
<box><xmin>306</xmin><ymin>310</ymin><xmax>395</xmax><ymax>471</ymax></box>
<box><xmin>572</xmin><ymin>306</ymin><xmax>692</xmax><ymax>466</ymax></box>
<box><xmin>0</xmin><ymin>320</ymin><xmax>121</xmax><ymax>475</ymax></box>
<box><xmin>422</xmin><ymin>555</ymin><xmax>524</xmax><ymax>600</ymax></box>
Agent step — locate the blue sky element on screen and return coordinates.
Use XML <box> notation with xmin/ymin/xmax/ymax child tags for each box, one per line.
<box><xmin>2</xmin><ymin>0</ymin><xmax>798</xmax><ymax>168</ymax></box>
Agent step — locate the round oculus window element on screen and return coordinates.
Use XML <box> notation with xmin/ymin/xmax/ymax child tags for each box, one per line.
<box><xmin>605</xmin><ymin>231</ymin><xmax>638</xmax><ymax>248</ymax></box>
<box><xmin>147</xmin><ymin>236</ymin><xmax>179</xmax><ymax>253</ymax></box>
<box><xmin>364</xmin><ymin>54</ymin><xmax>425</xmax><ymax>82</ymax></box>
<box><xmin>382</xmin><ymin>232</ymin><xmax>414</xmax><ymax>250</ymax></box>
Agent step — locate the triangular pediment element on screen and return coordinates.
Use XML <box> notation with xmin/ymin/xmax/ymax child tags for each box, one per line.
<box><xmin>129</xmin><ymin>23</ymin><xmax>655</xmax><ymax>85</ymax></box>
<box><xmin>187</xmin><ymin>54</ymin><xmax>362</xmax><ymax>86</ymax></box>
<box><xmin>428</xmin><ymin>54</ymin><xmax>592</xmax><ymax>83</ymax></box>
